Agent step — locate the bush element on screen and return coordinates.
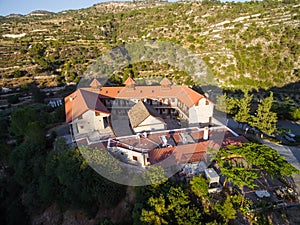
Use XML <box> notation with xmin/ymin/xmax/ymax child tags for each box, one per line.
<box><xmin>291</xmin><ymin>108</ymin><xmax>300</xmax><ymax>121</ymax></box>
<box><xmin>12</xmin><ymin>70</ymin><xmax>27</xmax><ymax>78</ymax></box>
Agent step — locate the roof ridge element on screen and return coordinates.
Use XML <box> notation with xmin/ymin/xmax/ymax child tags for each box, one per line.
<box><xmin>123</xmin><ymin>77</ymin><xmax>136</xmax><ymax>86</ymax></box>
<box><xmin>160</xmin><ymin>77</ymin><xmax>172</xmax><ymax>86</ymax></box>
<box><xmin>90</xmin><ymin>78</ymin><xmax>102</xmax><ymax>89</ymax></box>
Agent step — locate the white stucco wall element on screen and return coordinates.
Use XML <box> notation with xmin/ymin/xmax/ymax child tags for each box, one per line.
<box><xmin>133</xmin><ymin>115</ymin><xmax>166</xmax><ymax>133</ymax></box>
<box><xmin>189</xmin><ymin>99</ymin><xmax>214</xmax><ymax>125</ymax></box>
<box><xmin>110</xmin><ymin>146</ymin><xmax>149</xmax><ymax>166</ymax></box>
<box><xmin>74</xmin><ymin>110</ymin><xmax>107</xmax><ymax>135</ymax></box>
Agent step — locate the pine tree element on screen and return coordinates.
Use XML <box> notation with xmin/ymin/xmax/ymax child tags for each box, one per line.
<box><xmin>234</xmin><ymin>89</ymin><xmax>253</xmax><ymax>127</ymax></box>
<box><xmin>251</xmin><ymin>92</ymin><xmax>277</xmax><ymax>137</ymax></box>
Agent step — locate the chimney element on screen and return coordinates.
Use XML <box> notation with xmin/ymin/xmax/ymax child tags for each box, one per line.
<box><xmin>143</xmin><ymin>132</ymin><xmax>148</xmax><ymax>138</ymax></box>
<box><xmin>203</xmin><ymin>126</ymin><xmax>209</xmax><ymax>140</ymax></box>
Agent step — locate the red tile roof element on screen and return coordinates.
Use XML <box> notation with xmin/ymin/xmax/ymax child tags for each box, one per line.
<box><xmin>94</xmin><ymin>85</ymin><xmax>204</xmax><ymax>107</ymax></box>
<box><xmin>65</xmin><ymin>89</ymin><xmax>110</xmax><ymax>123</ymax></box>
<box><xmin>147</xmin><ymin>129</ymin><xmax>248</xmax><ymax>165</ymax></box>
<box><xmin>148</xmin><ymin>142</ymin><xmax>213</xmax><ymax>164</ymax></box>
<box><xmin>65</xmin><ymin>80</ymin><xmax>210</xmax><ymax>123</ymax></box>
<box><xmin>123</xmin><ymin>77</ymin><xmax>136</xmax><ymax>86</ymax></box>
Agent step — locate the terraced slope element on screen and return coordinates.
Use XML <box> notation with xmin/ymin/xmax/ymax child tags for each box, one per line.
<box><xmin>0</xmin><ymin>1</ymin><xmax>299</xmax><ymax>89</ymax></box>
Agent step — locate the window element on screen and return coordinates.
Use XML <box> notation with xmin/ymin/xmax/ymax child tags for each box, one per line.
<box><xmin>147</xmin><ymin>158</ymin><xmax>150</xmax><ymax>162</ymax></box>
<box><xmin>106</xmin><ymin>90</ymin><xmax>108</xmax><ymax>94</ymax></box>
<box><xmin>152</xmin><ymin>90</ymin><xmax>155</xmax><ymax>93</ymax></box>
<box><xmin>95</xmin><ymin>111</ymin><xmax>101</xmax><ymax>116</ymax></box>
<box><xmin>80</xmin><ymin>125</ymin><xmax>84</xmax><ymax>129</ymax></box>
<box><xmin>78</xmin><ymin>115</ymin><xmax>83</xmax><ymax>120</ymax></box>
<box><xmin>117</xmin><ymin>90</ymin><xmax>120</xmax><ymax>93</ymax></box>
<box><xmin>133</xmin><ymin>156</ymin><xmax>138</xmax><ymax>161</ymax></box>
<box><xmin>205</xmin><ymin>100</ymin><xmax>209</xmax><ymax>105</ymax></box>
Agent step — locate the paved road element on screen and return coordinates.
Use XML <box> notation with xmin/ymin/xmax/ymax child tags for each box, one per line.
<box><xmin>277</xmin><ymin>120</ymin><xmax>300</xmax><ymax>136</ymax></box>
<box><xmin>289</xmin><ymin>146</ymin><xmax>300</xmax><ymax>166</ymax></box>
<box><xmin>261</xmin><ymin>139</ymin><xmax>300</xmax><ymax>171</ymax></box>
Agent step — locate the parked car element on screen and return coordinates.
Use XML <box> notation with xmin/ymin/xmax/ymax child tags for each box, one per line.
<box><xmin>283</xmin><ymin>134</ymin><xmax>296</xmax><ymax>143</ymax></box>
<box><xmin>286</xmin><ymin>133</ymin><xmax>296</xmax><ymax>138</ymax></box>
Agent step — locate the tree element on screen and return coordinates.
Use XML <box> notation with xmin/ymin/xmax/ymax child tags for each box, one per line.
<box><xmin>215</xmin><ymin>142</ymin><xmax>298</xmax><ymax>206</ymax></box>
<box><xmin>28</xmin><ymin>43</ymin><xmax>46</xmax><ymax>59</ymax></box>
<box><xmin>250</xmin><ymin>92</ymin><xmax>277</xmax><ymax>137</ymax></box>
<box><xmin>140</xmin><ymin>185</ymin><xmax>201</xmax><ymax>225</ymax></box>
<box><xmin>28</xmin><ymin>43</ymin><xmax>53</xmax><ymax>70</ymax></box>
<box><xmin>234</xmin><ymin>89</ymin><xmax>253</xmax><ymax>127</ymax></box>
<box><xmin>31</xmin><ymin>86</ymin><xmax>46</xmax><ymax>103</ymax></box>
<box><xmin>41</xmin><ymin>147</ymin><xmax>126</xmax><ymax>209</ymax></box>
<box><xmin>216</xmin><ymin>93</ymin><xmax>239</xmax><ymax>115</ymax></box>
<box><xmin>9</xmin><ymin>141</ymin><xmax>46</xmax><ymax>187</ymax></box>
<box><xmin>11</xmin><ymin>70</ymin><xmax>25</xmax><ymax>78</ymax></box>
<box><xmin>272</xmin><ymin>97</ymin><xmax>295</xmax><ymax>120</ymax></box>
<box><xmin>26</xmin><ymin>121</ymin><xmax>45</xmax><ymax>145</ymax></box>
<box><xmin>217</xmin><ymin>143</ymin><xmax>298</xmax><ymax>179</ymax></box>
<box><xmin>214</xmin><ymin>196</ymin><xmax>236</xmax><ymax>224</ymax></box>
<box><xmin>190</xmin><ymin>175</ymin><xmax>209</xmax><ymax>200</ymax></box>
<box><xmin>54</xmin><ymin>137</ymin><xmax>69</xmax><ymax>152</ymax></box>
<box><xmin>9</xmin><ymin>106</ymin><xmax>47</xmax><ymax>143</ymax></box>
<box><xmin>9</xmin><ymin>107</ymin><xmax>38</xmax><ymax>137</ymax></box>
<box><xmin>190</xmin><ymin>174</ymin><xmax>211</xmax><ymax>213</ymax></box>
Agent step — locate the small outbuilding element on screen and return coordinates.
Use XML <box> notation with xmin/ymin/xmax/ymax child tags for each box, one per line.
<box><xmin>128</xmin><ymin>100</ymin><xmax>166</xmax><ymax>133</ymax></box>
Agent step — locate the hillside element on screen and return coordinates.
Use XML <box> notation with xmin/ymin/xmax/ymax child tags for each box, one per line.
<box><xmin>0</xmin><ymin>1</ymin><xmax>299</xmax><ymax>89</ymax></box>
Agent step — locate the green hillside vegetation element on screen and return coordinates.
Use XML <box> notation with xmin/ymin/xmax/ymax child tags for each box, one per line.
<box><xmin>0</xmin><ymin>1</ymin><xmax>299</xmax><ymax>89</ymax></box>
